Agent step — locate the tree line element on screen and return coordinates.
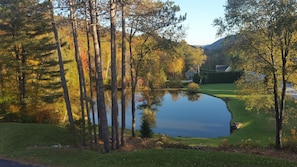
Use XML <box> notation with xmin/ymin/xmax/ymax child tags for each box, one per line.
<box><xmin>0</xmin><ymin>0</ymin><xmax>206</xmax><ymax>152</ymax></box>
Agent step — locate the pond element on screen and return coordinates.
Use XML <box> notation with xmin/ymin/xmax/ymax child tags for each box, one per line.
<box><xmin>91</xmin><ymin>90</ymin><xmax>231</xmax><ymax>138</ymax></box>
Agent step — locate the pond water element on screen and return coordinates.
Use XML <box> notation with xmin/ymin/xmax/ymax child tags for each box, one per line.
<box><xmin>91</xmin><ymin>90</ymin><xmax>232</xmax><ymax>138</ymax></box>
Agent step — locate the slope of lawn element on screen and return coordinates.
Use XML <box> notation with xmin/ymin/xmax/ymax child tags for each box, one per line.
<box><xmin>0</xmin><ymin>122</ymin><xmax>297</xmax><ymax>167</ymax></box>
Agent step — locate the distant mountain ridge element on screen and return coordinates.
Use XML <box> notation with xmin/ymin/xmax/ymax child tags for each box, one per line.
<box><xmin>201</xmin><ymin>36</ymin><xmax>235</xmax><ymax>51</ymax></box>
<box><xmin>201</xmin><ymin>38</ymin><xmax>225</xmax><ymax>50</ymax></box>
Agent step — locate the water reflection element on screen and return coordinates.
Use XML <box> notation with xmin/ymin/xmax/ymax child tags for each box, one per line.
<box><xmin>91</xmin><ymin>90</ymin><xmax>231</xmax><ymax>138</ymax></box>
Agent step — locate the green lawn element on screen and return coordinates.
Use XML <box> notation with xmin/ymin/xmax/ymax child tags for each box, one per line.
<box><xmin>199</xmin><ymin>84</ymin><xmax>276</xmax><ymax>147</ymax></box>
<box><xmin>1</xmin><ymin>83</ymin><xmax>297</xmax><ymax>166</ymax></box>
<box><xmin>1</xmin><ymin>122</ymin><xmax>297</xmax><ymax>167</ymax></box>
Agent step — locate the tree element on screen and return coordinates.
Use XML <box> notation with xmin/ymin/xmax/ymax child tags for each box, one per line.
<box><xmin>140</xmin><ymin>118</ymin><xmax>154</xmax><ymax>138</ymax></box>
<box><xmin>185</xmin><ymin>46</ymin><xmax>206</xmax><ymax>75</ymax></box>
<box><xmin>69</xmin><ymin>0</ymin><xmax>94</xmax><ymax>148</ymax></box>
<box><xmin>0</xmin><ymin>0</ymin><xmax>65</xmax><ymax>123</ymax></box>
<box><xmin>83</xmin><ymin>0</ymin><xmax>98</xmax><ymax>148</ymax></box>
<box><xmin>166</xmin><ymin>58</ymin><xmax>184</xmax><ymax>79</ymax></box>
<box><xmin>88</xmin><ymin>0</ymin><xmax>110</xmax><ymax>153</ymax></box>
<box><xmin>126</xmin><ymin>0</ymin><xmax>186</xmax><ymax>137</ymax></box>
<box><xmin>110</xmin><ymin>0</ymin><xmax>119</xmax><ymax>150</ymax></box>
<box><xmin>120</xmin><ymin>0</ymin><xmax>127</xmax><ymax>146</ymax></box>
<box><xmin>215</xmin><ymin>0</ymin><xmax>297</xmax><ymax>149</ymax></box>
<box><xmin>49</xmin><ymin>0</ymin><xmax>77</xmax><ymax>144</ymax></box>
<box><xmin>165</xmin><ymin>40</ymin><xmax>206</xmax><ymax>79</ymax></box>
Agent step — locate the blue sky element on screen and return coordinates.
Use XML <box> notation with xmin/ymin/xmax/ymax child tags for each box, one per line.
<box><xmin>171</xmin><ymin>0</ymin><xmax>226</xmax><ymax>46</ymax></box>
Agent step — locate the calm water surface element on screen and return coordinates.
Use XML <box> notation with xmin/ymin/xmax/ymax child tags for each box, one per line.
<box><xmin>92</xmin><ymin>91</ymin><xmax>231</xmax><ymax>138</ymax></box>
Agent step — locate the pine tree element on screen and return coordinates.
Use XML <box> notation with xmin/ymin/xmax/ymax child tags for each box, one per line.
<box><xmin>140</xmin><ymin>118</ymin><xmax>154</xmax><ymax>138</ymax></box>
<box><xmin>0</xmin><ymin>0</ymin><xmax>62</xmax><ymax>120</ymax></box>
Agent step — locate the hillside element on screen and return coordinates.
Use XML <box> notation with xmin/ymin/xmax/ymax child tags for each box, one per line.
<box><xmin>201</xmin><ymin>38</ymin><xmax>225</xmax><ymax>51</ymax></box>
<box><xmin>200</xmin><ymin>36</ymin><xmax>236</xmax><ymax>70</ymax></box>
<box><xmin>201</xmin><ymin>35</ymin><xmax>235</xmax><ymax>51</ymax></box>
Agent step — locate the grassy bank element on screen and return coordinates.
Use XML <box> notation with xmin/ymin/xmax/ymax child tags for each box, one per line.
<box><xmin>199</xmin><ymin>84</ymin><xmax>276</xmax><ymax>147</ymax></box>
<box><xmin>1</xmin><ymin>122</ymin><xmax>297</xmax><ymax>167</ymax></box>
<box><xmin>200</xmin><ymin>83</ymin><xmax>297</xmax><ymax>148</ymax></box>
<box><xmin>1</xmin><ymin>83</ymin><xmax>297</xmax><ymax>166</ymax></box>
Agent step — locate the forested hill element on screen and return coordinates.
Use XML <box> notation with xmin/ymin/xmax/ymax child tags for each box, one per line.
<box><xmin>201</xmin><ymin>38</ymin><xmax>225</xmax><ymax>51</ymax></box>
<box><xmin>201</xmin><ymin>35</ymin><xmax>235</xmax><ymax>51</ymax></box>
<box><xmin>199</xmin><ymin>36</ymin><xmax>236</xmax><ymax>71</ymax></box>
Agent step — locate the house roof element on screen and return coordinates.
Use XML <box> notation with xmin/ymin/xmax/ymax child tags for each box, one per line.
<box><xmin>216</xmin><ymin>65</ymin><xmax>230</xmax><ymax>72</ymax></box>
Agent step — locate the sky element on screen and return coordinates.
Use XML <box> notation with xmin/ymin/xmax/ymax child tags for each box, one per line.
<box><xmin>171</xmin><ymin>0</ymin><xmax>226</xmax><ymax>46</ymax></box>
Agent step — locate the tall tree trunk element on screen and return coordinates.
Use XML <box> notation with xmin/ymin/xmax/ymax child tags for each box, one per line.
<box><xmin>84</xmin><ymin>0</ymin><xmax>97</xmax><ymax>145</ymax></box>
<box><xmin>276</xmin><ymin>44</ymin><xmax>288</xmax><ymax>150</ymax></box>
<box><xmin>270</xmin><ymin>43</ymin><xmax>282</xmax><ymax>149</ymax></box>
<box><xmin>128</xmin><ymin>36</ymin><xmax>136</xmax><ymax>137</ymax></box>
<box><xmin>20</xmin><ymin>47</ymin><xmax>27</xmax><ymax>114</ymax></box>
<box><xmin>89</xmin><ymin>0</ymin><xmax>110</xmax><ymax>153</ymax></box>
<box><xmin>70</xmin><ymin>0</ymin><xmax>94</xmax><ymax>149</ymax></box>
<box><xmin>95</xmin><ymin>1</ymin><xmax>103</xmax><ymax>140</ymax></box>
<box><xmin>49</xmin><ymin>0</ymin><xmax>77</xmax><ymax>145</ymax></box>
<box><xmin>121</xmin><ymin>1</ymin><xmax>126</xmax><ymax>146</ymax></box>
<box><xmin>128</xmin><ymin>34</ymin><xmax>151</xmax><ymax>138</ymax></box>
<box><xmin>131</xmin><ymin>81</ymin><xmax>136</xmax><ymax>137</ymax></box>
<box><xmin>15</xmin><ymin>45</ymin><xmax>27</xmax><ymax>114</ymax></box>
<box><xmin>110</xmin><ymin>0</ymin><xmax>119</xmax><ymax>150</ymax></box>
<box><xmin>273</xmin><ymin>70</ymin><xmax>282</xmax><ymax>149</ymax></box>
<box><xmin>69</xmin><ymin>0</ymin><xmax>87</xmax><ymax>147</ymax></box>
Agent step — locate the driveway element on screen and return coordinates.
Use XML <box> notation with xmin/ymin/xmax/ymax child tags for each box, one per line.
<box><xmin>0</xmin><ymin>159</ymin><xmax>44</xmax><ymax>167</ymax></box>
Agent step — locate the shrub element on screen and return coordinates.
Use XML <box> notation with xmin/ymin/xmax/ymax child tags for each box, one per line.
<box><xmin>35</xmin><ymin>109</ymin><xmax>61</xmax><ymax>124</ymax></box>
<box><xmin>193</xmin><ymin>74</ymin><xmax>201</xmax><ymax>84</ymax></box>
<box><xmin>219</xmin><ymin>138</ymin><xmax>230</xmax><ymax>149</ymax></box>
<box><xmin>1</xmin><ymin>112</ymin><xmax>19</xmax><ymax>122</ymax></box>
<box><xmin>283</xmin><ymin>128</ymin><xmax>297</xmax><ymax>152</ymax></box>
<box><xmin>237</xmin><ymin>139</ymin><xmax>261</xmax><ymax>149</ymax></box>
<box><xmin>165</xmin><ymin>80</ymin><xmax>183</xmax><ymax>88</ymax></box>
<box><xmin>154</xmin><ymin>135</ymin><xmax>191</xmax><ymax>149</ymax></box>
<box><xmin>187</xmin><ymin>82</ymin><xmax>199</xmax><ymax>94</ymax></box>
<box><xmin>140</xmin><ymin>118</ymin><xmax>154</xmax><ymax>138</ymax></box>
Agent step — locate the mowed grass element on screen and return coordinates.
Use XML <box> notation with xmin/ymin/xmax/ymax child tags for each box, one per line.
<box><xmin>1</xmin><ymin>123</ymin><xmax>297</xmax><ymax>167</ymax></box>
<box><xmin>1</xmin><ymin>83</ymin><xmax>297</xmax><ymax>166</ymax></box>
<box><xmin>199</xmin><ymin>84</ymin><xmax>276</xmax><ymax>146</ymax></box>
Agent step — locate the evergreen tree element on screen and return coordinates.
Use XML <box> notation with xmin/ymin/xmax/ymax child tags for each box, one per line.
<box><xmin>0</xmin><ymin>0</ymin><xmax>62</xmax><ymax>121</ymax></box>
<box><xmin>140</xmin><ymin>118</ymin><xmax>154</xmax><ymax>138</ymax></box>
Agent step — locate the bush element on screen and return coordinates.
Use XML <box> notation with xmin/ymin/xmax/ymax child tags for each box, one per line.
<box><xmin>1</xmin><ymin>112</ymin><xmax>19</xmax><ymax>122</ymax></box>
<box><xmin>165</xmin><ymin>80</ymin><xmax>183</xmax><ymax>88</ymax></box>
<box><xmin>154</xmin><ymin>135</ymin><xmax>191</xmax><ymax>149</ymax></box>
<box><xmin>193</xmin><ymin>74</ymin><xmax>201</xmax><ymax>84</ymax></box>
<box><xmin>237</xmin><ymin>139</ymin><xmax>261</xmax><ymax>149</ymax></box>
<box><xmin>35</xmin><ymin>109</ymin><xmax>61</xmax><ymax>124</ymax></box>
<box><xmin>140</xmin><ymin>118</ymin><xmax>154</xmax><ymax>138</ymax></box>
<box><xmin>283</xmin><ymin>128</ymin><xmax>297</xmax><ymax>152</ymax></box>
<box><xmin>187</xmin><ymin>82</ymin><xmax>199</xmax><ymax>94</ymax></box>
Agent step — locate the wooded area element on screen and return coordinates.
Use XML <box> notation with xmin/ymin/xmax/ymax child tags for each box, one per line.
<box><xmin>0</xmin><ymin>0</ymin><xmax>206</xmax><ymax>152</ymax></box>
